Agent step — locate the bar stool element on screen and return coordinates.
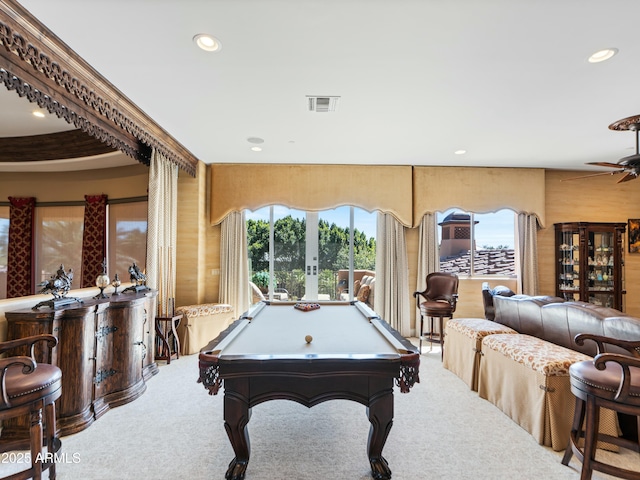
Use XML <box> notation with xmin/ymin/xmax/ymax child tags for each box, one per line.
<box><xmin>562</xmin><ymin>333</ymin><xmax>640</xmax><ymax>480</ymax></box>
<box><xmin>0</xmin><ymin>334</ymin><xmax>63</xmax><ymax>480</ymax></box>
<box><xmin>413</xmin><ymin>272</ymin><xmax>458</xmax><ymax>359</ymax></box>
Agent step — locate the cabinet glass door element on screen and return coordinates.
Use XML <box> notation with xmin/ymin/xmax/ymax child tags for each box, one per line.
<box><xmin>558</xmin><ymin>229</ymin><xmax>580</xmax><ymax>301</ymax></box>
<box><xmin>587</xmin><ymin>231</ymin><xmax>615</xmax><ymax>308</ymax></box>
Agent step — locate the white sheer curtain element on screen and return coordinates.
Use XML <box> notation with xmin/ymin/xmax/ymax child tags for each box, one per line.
<box><xmin>374</xmin><ymin>212</ymin><xmax>410</xmax><ymax>336</ymax></box>
<box><xmin>219</xmin><ymin>211</ymin><xmax>250</xmax><ymax>317</ymax></box>
<box><xmin>415</xmin><ymin>213</ymin><xmax>439</xmax><ymax>335</ymax></box>
<box><xmin>146</xmin><ymin>150</ymin><xmax>178</xmax><ymax>316</ymax></box>
<box><xmin>516</xmin><ymin>213</ymin><xmax>540</xmax><ymax>295</ymax></box>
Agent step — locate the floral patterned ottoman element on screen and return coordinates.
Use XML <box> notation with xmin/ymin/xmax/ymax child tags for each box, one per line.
<box><xmin>442</xmin><ymin>318</ymin><xmax>517</xmax><ymax>391</ymax></box>
<box><xmin>477</xmin><ymin>333</ymin><xmax>619</xmax><ymax>451</ymax></box>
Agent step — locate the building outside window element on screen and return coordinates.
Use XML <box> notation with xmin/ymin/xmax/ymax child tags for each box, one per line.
<box><xmin>437</xmin><ymin>208</ymin><xmax>516</xmax><ymax>277</ymax></box>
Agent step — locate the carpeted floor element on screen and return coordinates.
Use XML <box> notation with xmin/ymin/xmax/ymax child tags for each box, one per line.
<box><xmin>1</xmin><ymin>341</ymin><xmax>638</xmax><ymax>479</ymax></box>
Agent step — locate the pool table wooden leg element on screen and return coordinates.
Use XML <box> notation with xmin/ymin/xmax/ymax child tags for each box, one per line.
<box><xmin>367</xmin><ymin>382</ymin><xmax>394</xmax><ymax>480</ymax></box>
<box><xmin>223</xmin><ymin>379</ymin><xmax>252</xmax><ymax>480</ymax></box>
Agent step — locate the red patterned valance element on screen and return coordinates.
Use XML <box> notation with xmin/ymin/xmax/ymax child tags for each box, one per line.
<box><xmin>81</xmin><ymin>194</ymin><xmax>108</xmax><ymax>287</ymax></box>
<box><xmin>7</xmin><ymin>196</ymin><xmax>35</xmax><ymax>298</ymax></box>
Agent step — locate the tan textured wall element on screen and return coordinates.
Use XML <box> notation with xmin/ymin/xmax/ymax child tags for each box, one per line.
<box><xmin>8</xmin><ymin>163</ymin><xmax>638</xmax><ymax>334</ymax></box>
<box><xmin>0</xmin><ymin>164</ymin><xmax>149</xmax><ymax>201</ymax></box>
<box><xmin>176</xmin><ymin>161</ymin><xmax>209</xmax><ymax>307</ymax></box>
<box><xmin>541</xmin><ymin>170</ymin><xmax>640</xmax><ymax>316</ymax></box>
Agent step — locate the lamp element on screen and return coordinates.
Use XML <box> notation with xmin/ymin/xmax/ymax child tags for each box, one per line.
<box><xmin>94</xmin><ymin>258</ymin><xmax>110</xmax><ymax>299</ymax></box>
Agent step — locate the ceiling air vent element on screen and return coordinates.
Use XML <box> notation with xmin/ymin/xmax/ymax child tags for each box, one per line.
<box><xmin>307</xmin><ymin>96</ymin><xmax>340</xmax><ymax>113</ymax></box>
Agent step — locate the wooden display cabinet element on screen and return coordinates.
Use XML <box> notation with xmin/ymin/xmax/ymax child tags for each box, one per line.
<box><xmin>555</xmin><ymin>222</ymin><xmax>626</xmax><ymax>311</ymax></box>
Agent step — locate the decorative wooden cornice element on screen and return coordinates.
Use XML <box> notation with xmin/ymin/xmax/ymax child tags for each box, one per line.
<box><xmin>0</xmin><ymin>0</ymin><xmax>198</xmax><ymax>176</ymax></box>
<box><xmin>0</xmin><ymin>129</ymin><xmax>116</xmax><ymax>162</ymax></box>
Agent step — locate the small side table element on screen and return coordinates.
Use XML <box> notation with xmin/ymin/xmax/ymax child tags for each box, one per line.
<box><xmin>155</xmin><ymin>314</ymin><xmax>183</xmax><ymax>364</ymax></box>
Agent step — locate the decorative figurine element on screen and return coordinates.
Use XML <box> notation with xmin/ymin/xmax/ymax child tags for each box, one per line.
<box><xmin>111</xmin><ymin>273</ymin><xmax>121</xmax><ymax>295</ymax></box>
<box><xmin>123</xmin><ymin>262</ymin><xmax>149</xmax><ymax>293</ymax></box>
<box><xmin>94</xmin><ymin>258</ymin><xmax>110</xmax><ymax>299</ymax></box>
<box><xmin>32</xmin><ymin>264</ymin><xmax>83</xmax><ymax>310</ymax></box>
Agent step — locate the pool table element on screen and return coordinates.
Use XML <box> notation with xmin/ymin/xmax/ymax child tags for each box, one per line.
<box><xmin>198</xmin><ymin>300</ymin><xmax>420</xmax><ymax>480</ymax></box>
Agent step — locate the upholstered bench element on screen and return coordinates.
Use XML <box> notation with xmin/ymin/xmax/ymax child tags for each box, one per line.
<box><xmin>477</xmin><ymin>333</ymin><xmax>619</xmax><ymax>451</ymax></box>
<box><xmin>174</xmin><ymin>303</ymin><xmax>235</xmax><ymax>355</ymax></box>
<box><xmin>442</xmin><ymin>318</ymin><xmax>517</xmax><ymax>391</ymax></box>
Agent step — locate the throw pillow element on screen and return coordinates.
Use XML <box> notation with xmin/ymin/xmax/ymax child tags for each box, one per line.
<box><xmin>357</xmin><ymin>285</ymin><xmax>371</xmax><ymax>303</ymax></box>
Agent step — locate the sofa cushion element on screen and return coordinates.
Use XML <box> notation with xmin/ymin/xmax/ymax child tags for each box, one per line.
<box><xmin>447</xmin><ymin>317</ymin><xmax>517</xmax><ymax>340</ymax></box>
<box><xmin>481</xmin><ymin>283</ymin><xmax>515</xmax><ymax>321</ymax></box>
<box><xmin>493</xmin><ymin>295</ymin><xmax>564</xmax><ymax>336</ymax></box>
<box><xmin>539</xmin><ymin>302</ymin><xmax>630</xmax><ymax>356</ymax></box>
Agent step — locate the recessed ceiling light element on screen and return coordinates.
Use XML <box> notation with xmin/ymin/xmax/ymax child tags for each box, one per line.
<box><xmin>454</xmin><ymin>149</ymin><xmax>467</xmax><ymax>155</ymax></box>
<box><xmin>32</xmin><ymin>110</ymin><xmax>46</xmax><ymax>118</ymax></box>
<box><xmin>247</xmin><ymin>137</ymin><xmax>264</xmax><ymax>144</ymax></box>
<box><xmin>250</xmin><ymin>146</ymin><xmax>262</xmax><ymax>152</ymax></box>
<box><xmin>588</xmin><ymin>48</ymin><xmax>618</xmax><ymax>63</ymax></box>
<box><xmin>193</xmin><ymin>34</ymin><xmax>222</xmax><ymax>52</ymax></box>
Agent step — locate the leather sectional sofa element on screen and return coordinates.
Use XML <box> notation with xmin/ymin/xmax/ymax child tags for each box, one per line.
<box><xmin>488</xmin><ymin>290</ymin><xmax>640</xmax><ymax>441</ymax></box>
<box><xmin>492</xmin><ymin>294</ymin><xmax>640</xmax><ymax>358</ymax></box>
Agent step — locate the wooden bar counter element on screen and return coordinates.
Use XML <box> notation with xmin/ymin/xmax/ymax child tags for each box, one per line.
<box><xmin>4</xmin><ymin>290</ymin><xmax>158</xmax><ymax>438</ymax></box>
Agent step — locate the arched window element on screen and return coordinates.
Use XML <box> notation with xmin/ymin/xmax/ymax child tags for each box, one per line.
<box><xmin>438</xmin><ymin>208</ymin><xmax>516</xmax><ymax>277</ymax></box>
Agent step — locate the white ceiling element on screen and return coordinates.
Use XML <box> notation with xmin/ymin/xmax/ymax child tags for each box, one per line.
<box><xmin>4</xmin><ymin>0</ymin><xmax>640</xmax><ymax>174</ymax></box>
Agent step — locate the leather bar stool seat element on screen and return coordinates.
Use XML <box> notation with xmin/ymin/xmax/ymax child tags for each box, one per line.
<box><xmin>4</xmin><ymin>363</ymin><xmax>62</xmax><ymax>410</ymax></box>
<box><xmin>0</xmin><ymin>336</ymin><xmax>63</xmax><ymax>480</ymax></box>
<box><xmin>562</xmin><ymin>354</ymin><xmax>640</xmax><ymax>480</ymax></box>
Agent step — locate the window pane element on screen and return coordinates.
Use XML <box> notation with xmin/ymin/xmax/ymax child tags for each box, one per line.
<box><xmin>0</xmin><ymin>206</ymin><xmax>8</xmax><ymax>299</ymax></box>
<box><xmin>246</xmin><ymin>206</ymin><xmax>308</xmax><ymax>302</ymax></box>
<box><xmin>353</xmin><ymin>209</ymin><xmax>377</xmax><ymax>271</ymax></box>
<box><xmin>318</xmin><ymin>207</ymin><xmax>376</xmax><ymax>301</ymax></box>
<box><xmin>438</xmin><ymin>209</ymin><xmax>471</xmax><ymax>275</ymax></box>
<box><xmin>247</xmin><ymin>206</ymin><xmax>377</xmax><ymax>303</ymax></box>
<box><xmin>34</xmin><ymin>206</ymin><xmax>84</xmax><ymax>291</ymax></box>
<box><xmin>473</xmin><ymin>210</ymin><xmax>516</xmax><ymax>276</ymax></box>
<box><xmin>438</xmin><ymin>208</ymin><xmax>516</xmax><ymax>277</ymax></box>
<box><xmin>108</xmin><ymin>202</ymin><xmax>148</xmax><ymax>283</ymax></box>
<box><xmin>272</xmin><ymin>207</ymin><xmax>306</xmax><ymax>301</ymax></box>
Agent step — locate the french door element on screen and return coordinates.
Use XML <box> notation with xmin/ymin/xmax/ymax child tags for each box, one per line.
<box><xmin>247</xmin><ymin>205</ymin><xmax>376</xmax><ymax>302</ymax></box>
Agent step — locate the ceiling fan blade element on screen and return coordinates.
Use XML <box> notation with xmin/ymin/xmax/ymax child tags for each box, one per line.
<box><xmin>561</xmin><ymin>170</ymin><xmax>623</xmax><ymax>182</ymax></box>
<box><xmin>617</xmin><ymin>153</ymin><xmax>640</xmax><ymax>165</ymax></box>
<box><xmin>617</xmin><ymin>172</ymin><xmax>638</xmax><ymax>183</ymax></box>
<box><xmin>587</xmin><ymin>161</ymin><xmax>625</xmax><ymax>168</ymax></box>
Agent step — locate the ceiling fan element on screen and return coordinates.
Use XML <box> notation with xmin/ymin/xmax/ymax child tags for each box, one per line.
<box><xmin>563</xmin><ymin>114</ymin><xmax>640</xmax><ymax>183</ymax></box>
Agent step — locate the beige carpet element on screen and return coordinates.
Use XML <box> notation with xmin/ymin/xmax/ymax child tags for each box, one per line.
<box><xmin>1</xmin><ymin>341</ymin><xmax>638</xmax><ymax>480</ymax></box>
